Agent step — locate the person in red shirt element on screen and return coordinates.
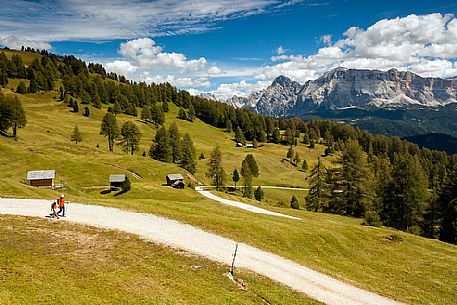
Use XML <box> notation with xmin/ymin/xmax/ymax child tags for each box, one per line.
<box><xmin>50</xmin><ymin>200</ymin><xmax>58</xmax><ymax>218</ymax></box>
<box><xmin>57</xmin><ymin>194</ymin><xmax>65</xmax><ymax>217</ymax></box>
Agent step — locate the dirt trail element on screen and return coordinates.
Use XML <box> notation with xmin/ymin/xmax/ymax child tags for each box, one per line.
<box><xmin>0</xmin><ymin>198</ymin><xmax>403</xmax><ymax>305</ymax></box>
<box><xmin>195</xmin><ymin>186</ymin><xmax>300</xmax><ymax>220</ymax></box>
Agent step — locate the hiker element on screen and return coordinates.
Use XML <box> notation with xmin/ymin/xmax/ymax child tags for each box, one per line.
<box><xmin>57</xmin><ymin>194</ymin><xmax>65</xmax><ymax>217</ymax></box>
<box><xmin>50</xmin><ymin>200</ymin><xmax>58</xmax><ymax>218</ymax></box>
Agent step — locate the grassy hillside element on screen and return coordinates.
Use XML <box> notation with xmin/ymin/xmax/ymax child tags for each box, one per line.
<box><xmin>1</xmin><ymin>85</ymin><xmax>457</xmax><ymax>305</ymax></box>
<box><xmin>0</xmin><ymin>215</ymin><xmax>318</xmax><ymax>305</ymax></box>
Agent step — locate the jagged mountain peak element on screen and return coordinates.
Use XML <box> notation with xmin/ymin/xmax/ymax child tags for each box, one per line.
<box><xmin>225</xmin><ymin>67</ymin><xmax>457</xmax><ymax>117</ymax></box>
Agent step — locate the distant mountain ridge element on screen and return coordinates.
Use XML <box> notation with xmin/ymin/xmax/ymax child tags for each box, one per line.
<box><xmin>226</xmin><ymin>67</ymin><xmax>457</xmax><ymax>117</ymax></box>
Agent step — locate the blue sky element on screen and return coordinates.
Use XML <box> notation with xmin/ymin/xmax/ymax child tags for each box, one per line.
<box><xmin>1</xmin><ymin>0</ymin><xmax>457</xmax><ymax>98</ymax></box>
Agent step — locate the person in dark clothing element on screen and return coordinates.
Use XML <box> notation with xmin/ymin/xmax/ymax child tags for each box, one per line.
<box><xmin>57</xmin><ymin>194</ymin><xmax>65</xmax><ymax>217</ymax></box>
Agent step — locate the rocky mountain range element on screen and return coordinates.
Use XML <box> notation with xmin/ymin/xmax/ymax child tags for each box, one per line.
<box><xmin>225</xmin><ymin>67</ymin><xmax>457</xmax><ymax>117</ymax></box>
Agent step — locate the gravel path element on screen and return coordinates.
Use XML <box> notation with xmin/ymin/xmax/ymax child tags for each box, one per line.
<box><xmin>0</xmin><ymin>198</ymin><xmax>403</xmax><ymax>305</ymax></box>
<box><xmin>195</xmin><ymin>186</ymin><xmax>300</xmax><ymax>220</ymax></box>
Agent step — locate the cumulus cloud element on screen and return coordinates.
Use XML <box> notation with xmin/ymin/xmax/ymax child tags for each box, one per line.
<box><xmin>208</xmin><ymin>66</ymin><xmax>224</xmax><ymax>76</ymax></box>
<box><xmin>0</xmin><ymin>0</ymin><xmax>297</xmax><ymax>48</ymax></box>
<box><xmin>105</xmin><ymin>60</ymin><xmax>137</xmax><ymax>76</ymax></box>
<box><xmin>140</xmin><ymin>72</ymin><xmax>211</xmax><ymax>88</ymax></box>
<box><xmin>0</xmin><ymin>35</ymin><xmax>52</xmax><ymax>50</ymax></box>
<box><xmin>257</xmin><ymin>13</ymin><xmax>457</xmax><ymax>84</ymax></box>
<box><xmin>117</xmin><ymin>38</ymin><xmax>206</xmax><ymax>73</ymax></box>
<box><xmin>192</xmin><ymin>80</ymin><xmax>270</xmax><ymax>100</ymax></box>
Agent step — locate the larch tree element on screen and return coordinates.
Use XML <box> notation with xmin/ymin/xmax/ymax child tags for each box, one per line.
<box><xmin>169</xmin><ymin>122</ymin><xmax>182</xmax><ymax>163</ymax></box>
<box><xmin>232</xmin><ymin>168</ymin><xmax>240</xmax><ymax>190</ymax></box>
<box><xmin>180</xmin><ymin>133</ymin><xmax>197</xmax><ymax>174</ymax></box>
<box><xmin>206</xmin><ymin>146</ymin><xmax>226</xmax><ymax>191</ymax></box>
<box><xmin>241</xmin><ymin>159</ymin><xmax>253</xmax><ymax>198</ymax></box>
<box><xmin>149</xmin><ymin>126</ymin><xmax>171</xmax><ymax>162</ymax></box>
<box><xmin>100</xmin><ymin>111</ymin><xmax>119</xmax><ymax>152</ymax></box>
<box><xmin>71</xmin><ymin>124</ymin><xmax>83</xmax><ymax>144</ymax></box>
<box><xmin>305</xmin><ymin>157</ymin><xmax>328</xmax><ymax>212</ymax></box>
<box><xmin>121</xmin><ymin>121</ymin><xmax>141</xmax><ymax>155</ymax></box>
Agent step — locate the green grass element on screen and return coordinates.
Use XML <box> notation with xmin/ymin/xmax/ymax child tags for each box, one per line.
<box><xmin>0</xmin><ymin>215</ymin><xmax>319</xmax><ymax>305</ymax></box>
<box><xmin>0</xmin><ymin>86</ymin><xmax>457</xmax><ymax>304</ymax></box>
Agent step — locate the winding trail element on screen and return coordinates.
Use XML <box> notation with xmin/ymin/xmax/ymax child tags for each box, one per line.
<box><xmin>0</xmin><ymin>198</ymin><xmax>403</xmax><ymax>305</ymax></box>
<box><xmin>195</xmin><ymin>186</ymin><xmax>300</xmax><ymax>220</ymax></box>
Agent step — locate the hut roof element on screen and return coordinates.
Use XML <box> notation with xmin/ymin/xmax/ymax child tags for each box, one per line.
<box><xmin>167</xmin><ymin>173</ymin><xmax>184</xmax><ymax>181</ymax></box>
<box><xmin>109</xmin><ymin>174</ymin><xmax>126</xmax><ymax>183</ymax></box>
<box><xmin>27</xmin><ymin>170</ymin><xmax>55</xmax><ymax>181</ymax></box>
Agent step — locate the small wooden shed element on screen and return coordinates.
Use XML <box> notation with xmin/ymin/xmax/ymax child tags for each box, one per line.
<box><xmin>166</xmin><ymin>174</ymin><xmax>184</xmax><ymax>188</ymax></box>
<box><xmin>27</xmin><ymin>170</ymin><xmax>56</xmax><ymax>187</ymax></box>
<box><xmin>110</xmin><ymin>174</ymin><xmax>126</xmax><ymax>190</ymax></box>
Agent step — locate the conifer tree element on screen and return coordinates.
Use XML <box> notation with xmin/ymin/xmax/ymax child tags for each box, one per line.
<box><xmin>72</xmin><ymin>100</ymin><xmax>79</xmax><ymax>113</ymax></box>
<box><xmin>162</xmin><ymin>100</ymin><xmax>169</xmax><ymax>112</ymax></box>
<box><xmin>28</xmin><ymin>79</ymin><xmax>37</xmax><ymax>93</ymax></box>
<box><xmin>287</xmin><ymin>146</ymin><xmax>294</xmax><ymax>161</ymax></box>
<box><xmin>178</xmin><ymin>107</ymin><xmax>188</xmax><ymax>121</ymax></box>
<box><xmin>180</xmin><ymin>133</ymin><xmax>197</xmax><ymax>174</ymax></box>
<box><xmin>100</xmin><ymin>112</ymin><xmax>119</xmax><ymax>152</ymax></box>
<box><xmin>302</xmin><ymin>160</ymin><xmax>308</xmax><ymax>171</ymax></box>
<box><xmin>151</xmin><ymin>104</ymin><xmax>165</xmax><ymax>125</ymax></box>
<box><xmin>0</xmin><ymin>95</ymin><xmax>26</xmax><ymax>140</ymax></box>
<box><xmin>241</xmin><ymin>159</ymin><xmax>253</xmax><ymax>198</ymax></box>
<box><xmin>169</xmin><ymin>122</ymin><xmax>182</xmax><ymax>163</ymax></box>
<box><xmin>235</xmin><ymin>126</ymin><xmax>246</xmax><ymax>145</ymax></box>
<box><xmin>232</xmin><ymin>168</ymin><xmax>240</xmax><ymax>190</ymax></box>
<box><xmin>290</xmin><ymin>195</ymin><xmax>299</xmax><ymax>209</ymax></box>
<box><xmin>149</xmin><ymin>126</ymin><xmax>172</xmax><ymax>162</ymax></box>
<box><xmin>141</xmin><ymin>105</ymin><xmax>152</xmax><ymax>122</ymax></box>
<box><xmin>226</xmin><ymin>119</ymin><xmax>233</xmax><ymax>133</ymax></box>
<box><xmin>113</xmin><ymin>100</ymin><xmax>122</xmax><ymax>116</ymax></box>
<box><xmin>245</xmin><ymin>154</ymin><xmax>259</xmax><ymax>177</ymax></box>
<box><xmin>188</xmin><ymin>104</ymin><xmax>196</xmax><ymax>122</ymax></box>
<box><xmin>71</xmin><ymin>124</ymin><xmax>83</xmax><ymax>144</ymax></box>
<box><xmin>305</xmin><ymin>157</ymin><xmax>328</xmax><ymax>212</ymax></box>
<box><xmin>206</xmin><ymin>146</ymin><xmax>225</xmax><ymax>190</ymax></box>
<box><xmin>272</xmin><ymin>128</ymin><xmax>280</xmax><ymax>144</ymax></box>
<box><xmin>121</xmin><ymin>121</ymin><xmax>141</xmax><ymax>155</ymax></box>
<box><xmin>293</xmin><ymin>152</ymin><xmax>301</xmax><ymax>166</ymax></box>
<box><xmin>254</xmin><ymin>186</ymin><xmax>264</xmax><ymax>201</ymax></box>
<box><xmin>16</xmin><ymin>81</ymin><xmax>27</xmax><ymax>94</ymax></box>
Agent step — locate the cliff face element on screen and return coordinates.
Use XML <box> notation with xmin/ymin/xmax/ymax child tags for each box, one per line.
<box><xmin>228</xmin><ymin>67</ymin><xmax>457</xmax><ymax>117</ymax></box>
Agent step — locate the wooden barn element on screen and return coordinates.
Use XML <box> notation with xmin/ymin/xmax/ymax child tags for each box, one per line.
<box><xmin>27</xmin><ymin>170</ymin><xmax>56</xmax><ymax>187</ymax></box>
<box><xmin>166</xmin><ymin>174</ymin><xmax>185</xmax><ymax>189</ymax></box>
<box><xmin>110</xmin><ymin>174</ymin><xmax>126</xmax><ymax>191</ymax></box>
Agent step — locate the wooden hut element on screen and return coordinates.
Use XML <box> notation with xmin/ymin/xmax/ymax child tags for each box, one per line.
<box><xmin>27</xmin><ymin>170</ymin><xmax>55</xmax><ymax>187</ymax></box>
<box><xmin>166</xmin><ymin>174</ymin><xmax>185</xmax><ymax>189</ymax></box>
<box><xmin>110</xmin><ymin>174</ymin><xmax>126</xmax><ymax>191</ymax></box>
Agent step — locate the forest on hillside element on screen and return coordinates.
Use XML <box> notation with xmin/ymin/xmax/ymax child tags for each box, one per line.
<box><xmin>0</xmin><ymin>47</ymin><xmax>456</xmax><ymax>245</ymax></box>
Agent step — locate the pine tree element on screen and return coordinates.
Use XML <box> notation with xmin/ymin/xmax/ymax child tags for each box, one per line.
<box><xmin>235</xmin><ymin>126</ymin><xmax>246</xmax><ymax>145</ymax></box>
<box><xmin>305</xmin><ymin>157</ymin><xmax>328</xmax><ymax>212</ymax></box>
<box><xmin>225</xmin><ymin>119</ymin><xmax>233</xmax><ymax>133</ymax></box>
<box><xmin>16</xmin><ymin>81</ymin><xmax>27</xmax><ymax>94</ymax></box>
<box><xmin>113</xmin><ymin>101</ymin><xmax>122</xmax><ymax>116</ymax></box>
<box><xmin>188</xmin><ymin>104</ymin><xmax>196</xmax><ymax>121</ymax></box>
<box><xmin>206</xmin><ymin>146</ymin><xmax>226</xmax><ymax>190</ymax></box>
<box><xmin>123</xmin><ymin>175</ymin><xmax>131</xmax><ymax>192</ymax></box>
<box><xmin>435</xmin><ymin>165</ymin><xmax>457</xmax><ymax>244</ymax></box>
<box><xmin>178</xmin><ymin>107</ymin><xmax>188</xmax><ymax>120</ymax></box>
<box><xmin>100</xmin><ymin>112</ymin><xmax>119</xmax><ymax>152</ymax></box>
<box><xmin>302</xmin><ymin>160</ymin><xmax>308</xmax><ymax>171</ymax></box>
<box><xmin>272</xmin><ymin>129</ymin><xmax>280</xmax><ymax>144</ymax></box>
<box><xmin>232</xmin><ymin>168</ymin><xmax>240</xmax><ymax>190</ymax></box>
<box><xmin>290</xmin><ymin>195</ymin><xmax>299</xmax><ymax>209</ymax></box>
<box><xmin>254</xmin><ymin>186</ymin><xmax>264</xmax><ymax>201</ymax></box>
<box><xmin>83</xmin><ymin>106</ymin><xmax>90</xmax><ymax>117</ymax></box>
<box><xmin>121</xmin><ymin>121</ymin><xmax>141</xmax><ymax>155</ymax></box>
<box><xmin>28</xmin><ymin>79</ymin><xmax>37</xmax><ymax>93</ymax></box>
<box><xmin>162</xmin><ymin>100</ymin><xmax>169</xmax><ymax>112</ymax></box>
<box><xmin>287</xmin><ymin>146</ymin><xmax>294</xmax><ymax>161</ymax></box>
<box><xmin>381</xmin><ymin>154</ymin><xmax>428</xmax><ymax>231</ymax></box>
<box><xmin>331</xmin><ymin>140</ymin><xmax>374</xmax><ymax>217</ymax></box>
<box><xmin>149</xmin><ymin>126</ymin><xmax>172</xmax><ymax>162</ymax></box>
<box><xmin>180</xmin><ymin>133</ymin><xmax>197</xmax><ymax>174</ymax></box>
<box><xmin>293</xmin><ymin>152</ymin><xmax>301</xmax><ymax>166</ymax></box>
<box><xmin>0</xmin><ymin>95</ymin><xmax>27</xmax><ymax>140</ymax></box>
<box><xmin>241</xmin><ymin>159</ymin><xmax>253</xmax><ymax>198</ymax></box>
<box><xmin>141</xmin><ymin>105</ymin><xmax>152</xmax><ymax>122</ymax></box>
<box><xmin>245</xmin><ymin>154</ymin><xmax>259</xmax><ymax>177</ymax></box>
<box><xmin>70</xmin><ymin>124</ymin><xmax>83</xmax><ymax>144</ymax></box>
<box><xmin>169</xmin><ymin>122</ymin><xmax>182</xmax><ymax>163</ymax></box>
<box><xmin>151</xmin><ymin>104</ymin><xmax>165</xmax><ymax>125</ymax></box>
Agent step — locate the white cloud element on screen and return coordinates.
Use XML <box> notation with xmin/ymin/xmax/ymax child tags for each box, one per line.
<box><xmin>208</xmin><ymin>66</ymin><xmax>224</xmax><ymax>76</ymax></box>
<box><xmin>257</xmin><ymin>13</ymin><xmax>457</xmax><ymax>85</ymax></box>
<box><xmin>319</xmin><ymin>34</ymin><xmax>332</xmax><ymax>46</ymax></box>
<box><xmin>275</xmin><ymin>46</ymin><xmax>286</xmax><ymax>55</ymax></box>
<box><xmin>194</xmin><ymin>80</ymin><xmax>270</xmax><ymax>100</ymax></box>
<box><xmin>0</xmin><ymin>0</ymin><xmax>294</xmax><ymax>48</ymax></box>
<box><xmin>117</xmin><ymin>38</ymin><xmax>207</xmax><ymax>73</ymax></box>
<box><xmin>140</xmin><ymin>72</ymin><xmax>211</xmax><ymax>88</ymax></box>
<box><xmin>0</xmin><ymin>35</ymin><xmax>52</xmax><ymax>50</ymax></box>
<box><xmin>105</xmin><ymin>60</ymin><xmax>137</xmax><ymax>76</ymax></box>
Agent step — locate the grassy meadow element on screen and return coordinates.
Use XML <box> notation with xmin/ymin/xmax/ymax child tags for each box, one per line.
<box><xmin>0</xmin><ymin>84</ymin><xmax>457</xmax><ymax>305</ymax></box>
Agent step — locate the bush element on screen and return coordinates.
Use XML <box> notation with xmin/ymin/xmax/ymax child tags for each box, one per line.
<box><xmin>254</xmin><ymin>186</ymin><xmax>264</xmax><ymax>201</ymax></box>
<box><xmin>362</xmin><ymin>210</ymin><xmax>382</xmax><ymax>227</ymax></box>
<box><xmin>123</xmin><ymin>176</ymin><xmax>131</xmax><ymax>192</ymax></box>
<box><xmin>290</xmin><ymin>195</ymin><xmax>299</xmax><ymax>209</ymax></box>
